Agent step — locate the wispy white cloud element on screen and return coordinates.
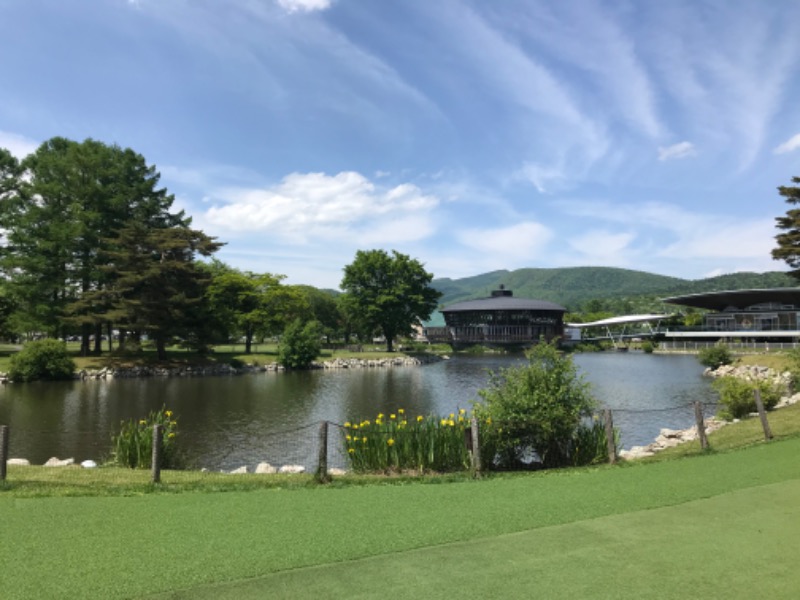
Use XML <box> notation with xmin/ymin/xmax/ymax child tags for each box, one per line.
<box><xmin>567</xmin><ymin>230</ymin><xmax>637</xmax><ymax>265</ymax></box>
<box><xmin>276</xmin><ymin>0</ymin><xmax>331</xmax><ymax>14</ymax></box>
<box><xmin>658</xmin><ymin>141</ymin><xmax>695</xmax><ymax>161</ymax></box>
<box><xmin>204</xmin><ymin>171</ymin><xmax>439</xmax><ymax>245</ymax></box>
<box><xmin>0</xmin><ymin>131</ymin><xmax>38</xmax><ymax>159</ymax></box>
<box><xmin>457</xmin><ymin>221</ymin><xmax>553</xmax><ymax>258</ymax></box>
<box><xmin>774</xmin><ymin>133</ymin><xmax>800</xmax><ymax>154</ymax></box>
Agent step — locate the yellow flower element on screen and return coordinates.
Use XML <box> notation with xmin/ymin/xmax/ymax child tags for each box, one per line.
<box><xmin>167</xmin><ymin>432</ymin><xmax>175</xmax><ymax>439</ymax></box>
<box><xmin>459</xmin><ymin>408</ymin><xmax>466</xmax><ymax>415</ymax></box>
<box><xmin>348</xmin><ymin>448</ymin><xmax>355</xmax><ymax>454</ymax></box>
<box><xmin>440</xmin><ymin>419</ymin><xmax>448</xmax><ymax>426</ymax></box>
<box><xmin>448</xmin><ymin>420</ymin><xmax>455</xmax><ymax>427</ymax></box>
<box><xmin>362</xmin><ymin>436</ymin><xmax>367</xmax><ymax>443</ymax></box>
<box><xmin>361</xmin><ymin>420</ymin><xmax>370</xmax><ymax>427</ymax></box>
<box><xmin>398</xmin><ymin>408</ymin><xmax>405</xmax><ymax>415</ymax></box>
<box><xmin>165</xmin><ymin>410</ymin><xmax>173</xmax><ymax>418</ymax></box>
<box><xmin>139</xmin><ymin>420</ymin><xmax>147</xmax><ymax>425</ymax></box>
<box><xmin>390</xmin><ymin>414</ymin><xmax>396</xmax><ymax>420</ymax></box>
<box><xmin>345</xmin><ymin>435</ymin><xmax>352</xmax><ymax>442</ymax></box>
<box><xmin>387</xmin><ymin>438</ymin><xmax>395</xmax><ymax>447</ymax></box>
<box><xmin>486</xmin><ymin>417</ymin><xmax>492</xmax><ymax>425</ymax></box>
<box><xmin>458</xmin><ymin>416</ymin><xmax>465</xmax><ymax>423</ymax></box>
<box><xmin>344</xmin><ymin>421</ymin><xmax>352</xmax><ymax>428</ymax></box>
<box><xmin>377</xmin><ymin>413</ymin><xmax>384</xmax><ymax>420</ymax></box>
<box><xmin>352</xmin><ymin>424</ymin><xmax>359</xmax><ymax>430</ymax></box>
<box><xmin>449</xmin><ymin>413</ymin><xmax>455</xmax><ymax>419</ymax></box>
<box><xmin>417</xmin><ymin>415</ymin><xmax>424</xmax><ymax>422</ymax></box>
<box><xmin>170</xmin><ymin>421</ymin><xmax>177</xmax><ymax>427</ymax></box>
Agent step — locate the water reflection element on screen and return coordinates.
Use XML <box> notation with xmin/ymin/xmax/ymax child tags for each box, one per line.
<box><xmin>0</xmin><ymin>352</ymin><xmax>715</xmax><ymax>470</ymax></box>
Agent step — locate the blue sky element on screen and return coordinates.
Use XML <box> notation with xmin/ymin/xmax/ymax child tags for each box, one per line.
<box><xmin>2</xmin><ymin>0</ymin><xmax>800</xmax><ymax>289</ymax></box>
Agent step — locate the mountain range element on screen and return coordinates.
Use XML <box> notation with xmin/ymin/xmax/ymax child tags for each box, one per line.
<box><xmin>431</xmin><ymin>267</ymin><xmax>797</xmax><ymax>311</ymax></box>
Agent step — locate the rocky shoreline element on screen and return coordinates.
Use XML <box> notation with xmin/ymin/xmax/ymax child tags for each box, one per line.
<box><xmin>0</xmin><ymin>353</ymin><xmax>442</xmax><ymax>383</ymax></box>
<box><xmin>619</xmin><ymin>363</ymin><xmax>800</xmax><ymax>460</ymax></box>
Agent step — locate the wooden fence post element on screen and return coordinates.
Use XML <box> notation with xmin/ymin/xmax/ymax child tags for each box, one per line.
<box><xmin>0</xmin><ymin>425</ymin><xmax>8</xmax><ymax>482</ymax></box>
<box><xmin>151</xmin><ymin>424</ymin><xmax>163</xmax><ymax>484</ymax></box>
<box><xmin>754</xmin><ymin>389</ymin><xmax>773</xmax><ymax>441</ymax></box>
<box><xmin>470</xmin><ymin>415</ymin><xmax>481</xmax><ymax>476</ymax></box>
<box><xmin>316</xmin><ymin>421</ymin><xmax>331</xmax><ymax>484</ymax></box>
<box><xmin>603</xmin><ymin>409</ymin><xmax>617</xmax><ymax>464</ymax></box>
<box><xmin>694</xmin><ymin>401</ymin><xmax>709</xmax><ymax>450</ymax></box>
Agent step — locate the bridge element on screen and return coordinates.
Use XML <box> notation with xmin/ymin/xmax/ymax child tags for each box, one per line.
<box><xmin>565</xmin><ymin>314</ymin><xmax>674</xmax><ymax>347</ymax></box>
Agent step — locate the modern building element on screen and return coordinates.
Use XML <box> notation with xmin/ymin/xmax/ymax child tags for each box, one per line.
<box><xmin>425</xmin><ymin>286</ymin><xmax>567</xmax><ymax>348</ymax></box>
<box><xmin>662</xmin><ymin>288</ymin><xmax>800</xmax><ymax>341</ymax></box>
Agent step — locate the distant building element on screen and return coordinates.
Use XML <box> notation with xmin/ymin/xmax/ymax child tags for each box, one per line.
<box><xmin>662</xmin><ymin>288</ymin><xmax>800</xmax><ymax>341</ymax></box>
<box><xmin>425</xmin><ymin>286</ymin><xmax>566</xmax><ymax>348</ymax></box>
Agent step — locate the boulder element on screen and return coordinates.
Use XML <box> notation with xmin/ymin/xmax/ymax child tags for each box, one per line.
<box><xmin>278</xmin><ymin>464</ymin><xmax>305</xmax><ymax>474</ymax></box>
<box><xmin>7</xmin><ymin>458</ymin><xmax>30</xmax><ymax>466</ymax></box>
<box><xmin>80</xmin><ymin>460</ymin><xmax>97</xmax><ymax>468</ymax></box>
<box><xmin>255</xmin><ymin>462</ymin><xmax>277</xmax><ymax>474</ymax></box>
<box><xmin>229</xmin><ymin>466</ymin><xmax>248</xmax><ymax>474</ymax></box>
<box><xmin>44</xmin><ymin>457</ymin><xmax>74</xmax><ymax>467</ymax></box>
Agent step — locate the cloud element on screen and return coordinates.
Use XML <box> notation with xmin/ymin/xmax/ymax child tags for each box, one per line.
<box><xmin>204</xmin><ymin>171</ymin><xmax>439</xmax><ymax>244</ymax></box>
<box><xmin>657</xmin><ymin>141</ymin><xmax>695</xmax><ymax>161</ymax></box>
<box><xmin>0</xmin><ymin>131</ymin><xmax>39</xmax><ymax>159</ymax></box>
<box><xmin>517</xmin><ymin>162</ymin><xmax>566</xmax><ymax>194</ymax></box>
<box><xmin>276</xmin><ymin>0</ymin><xmax>332</xmax><ymax>13</ymax></box>
<box><xmin>457</xmin><ymin>221</ymin><xmax>553</xmax><ymax>258</ymax></box>
<box><xmin>774</xmin><ymin>133</ymin><xmax>800</xmax><ymax>154</ymax></box>
<box><xmin>567</xmin><ymin>230</ymin><xmax>636</xmax><ymax>265</ymax></box>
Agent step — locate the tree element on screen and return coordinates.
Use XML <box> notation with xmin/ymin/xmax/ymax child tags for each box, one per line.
<box><xmin>84</xmin><ymin>223</ymin><xmax>222</xmax><ymax>360</ymax></box>
<box><xmin>206</xmin><ymin>265</ymin><xmax>298</xmax><ymax>354</ymax></box>
<box><xmin>296</xmin><ymin>285</ymin><xmax>341</xmax><ymax>343</ymax></box>
<box><xmin>340</xmin><ymin>250</ymin><xmax>440</xmax><ymax>352</ymax></box>
<box><xmin>277</xmin><ymin>319</ymin><xmax>322</xmax><ymax>369</ymax></box>
<box><xmin>0</xmin><ymin>138</ymin><xmax>186</xmax><ymax>352</ymax></box>
<box><xmin>773</xmin><ymin>176</ymin><xmax>800</xmax><ymax>277</ymax></box>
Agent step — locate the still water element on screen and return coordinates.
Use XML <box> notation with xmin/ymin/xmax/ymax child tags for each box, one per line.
<box><xmin>0</xmin><ymin>352</ymin><xmax>716</xmax><ymax>470</ymax></box>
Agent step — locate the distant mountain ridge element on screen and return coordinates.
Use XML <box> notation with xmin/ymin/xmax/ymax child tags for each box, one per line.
<box><xmin>432</xmin><ymin>267</ymin><xmax>797</xmax><ymax>311</ymax></box>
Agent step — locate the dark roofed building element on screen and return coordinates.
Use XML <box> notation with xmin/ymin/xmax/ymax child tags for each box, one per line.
<box><xmin>662</xmin><ymin>288</ymin><xmax>800</xmax><ymax>339</ymax></box>
<box><xmin>425</xmin><ymin>286</ymin><xmax>567</xmax><ymax>347</ymax></box>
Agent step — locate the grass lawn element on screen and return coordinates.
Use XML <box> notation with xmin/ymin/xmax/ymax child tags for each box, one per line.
<box><xmin>3</xmin><ymin>436</ymin><xmax>800</xmax><ymax>599</ymax></box>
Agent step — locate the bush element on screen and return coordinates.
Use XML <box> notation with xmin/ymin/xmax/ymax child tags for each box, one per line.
<box><xmin>713</xmin><ymin>377</ymin><xmax>782</xmax><ymax>420</ymax></box>
<box><xmin>278</xmin><ymin>319</ymin><xmax>322</xmax><ymax>369</ymax></box>
<box><xmin>474</xmin><ymin>341</ymin><xmax>600</xmax><ymax>470</ymax></box>
<box><xmin>698</xmin><ymin>344</ymin><xmax>733</xmax><ymax>369</ymax></box>
<box><xmin>8</xmin><ymin>339</ymin><xmax>75</xmax><ymax>382</ymax></box>
<box><xmin>110</xmin><ymin>407</ymin><xmax>180</xmax><ymax>469</ymax></box>
<box><xmin>641</xmin><ymin>340</ymin><xmax>656</xmax><ymax>354</ymax></box>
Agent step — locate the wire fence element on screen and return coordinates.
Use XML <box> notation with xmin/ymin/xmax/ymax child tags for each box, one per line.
<box><xmin>4</xmin><ymin>395</ymin><xmax>770</xmax><ymax>485</ymax></box>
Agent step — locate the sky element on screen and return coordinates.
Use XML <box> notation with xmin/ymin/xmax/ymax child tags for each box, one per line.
<box><xmin>2</xmin><ymin>0</ymin><xmax>800</xmax><ymax>290</ymax></box>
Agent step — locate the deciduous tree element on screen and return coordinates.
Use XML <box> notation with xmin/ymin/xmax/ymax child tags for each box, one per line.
<box><xmin>340</xmin><ymin>249</ymin><xmax>440</xmax><ymax>352</ymax></box>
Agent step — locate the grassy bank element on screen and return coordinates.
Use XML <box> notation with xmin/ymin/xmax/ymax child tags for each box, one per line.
<box><xmin>3</xmin><ymin>437</ymin><xmax>800</xmax><ymax>599</ymax></box>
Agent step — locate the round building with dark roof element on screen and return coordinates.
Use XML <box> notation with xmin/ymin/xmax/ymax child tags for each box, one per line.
<box><xmin>427</xmin><ymin>286</ymin><xmax>567</xmax><ymax>348</ymax></box>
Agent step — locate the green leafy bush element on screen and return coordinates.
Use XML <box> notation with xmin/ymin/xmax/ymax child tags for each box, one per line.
<box><xmin>640</xmin><ymin>340</ymin><xmax>656</xmax><ymax>353</ymax></box>
<box><xmin>713</xmin><ymin>377</ymin><xmax>782</xmax><ymax>420</ymax></box>
<box><xmin>474</xmin><ymin>341</ymin><xmax>600</xmax><ymax>470</ymax></box>
<box><xmin>111</xmin><ymin>407</ymin><xmax>180</xmax><ymax>469</ymax></box>
<box><xmin>698</xmin><ymin>344</ymin><xmax>733</xmax><ymax>369</ymax></box>
<box><xmin>8</xmin><ymin>339</ymin><xmax>75</xmax><ymax>382</ymax></box>
<box><xmin>278</xmin><ymin>319</ymin><xmax>322</xmax><ymax>369</ymax></box>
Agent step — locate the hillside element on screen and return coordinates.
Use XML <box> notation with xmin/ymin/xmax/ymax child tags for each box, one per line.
<box><xmin>432</xmin><ymin>267</ymin><xmax>797</xmax><ymax>310</ymax></box>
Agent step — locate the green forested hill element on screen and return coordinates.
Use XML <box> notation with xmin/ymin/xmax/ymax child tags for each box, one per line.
<box><xmin>432</xmin><ymin>267</ymin><xmax>797</xmax><ymax>311</ymax></box>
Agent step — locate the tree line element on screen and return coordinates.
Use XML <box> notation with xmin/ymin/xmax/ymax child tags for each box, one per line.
<box><xmin>0</xmin><ymin>138</ymin><xmax>440</xmax><ymax>360</ymax></box>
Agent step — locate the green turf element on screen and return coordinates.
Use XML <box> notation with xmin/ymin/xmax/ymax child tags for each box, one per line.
<box><xmin>3</xmin><ymin>437</ymin><xmax>800</xmax><ymax>599</ymax></box>
<box><xmin>159</xmin><ymin>479</ymin><xmax>800</xmax><ymax>599</ymax></box>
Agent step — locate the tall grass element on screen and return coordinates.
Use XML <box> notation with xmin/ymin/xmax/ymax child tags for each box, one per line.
<box><xmin>344</xmin><ymin>409</ymin><xmax>471</xmax><ymax>473</ymax></box>
<box><xmin>111</xmin><ymin>407</ymin><xmax>180</xmax><ymax>469</ymax></box>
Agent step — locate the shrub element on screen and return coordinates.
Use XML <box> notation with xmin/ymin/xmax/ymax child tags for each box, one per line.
<box><xmin>712</xmin><ymin>377</ymin><xmax>782</xmax><ymax>420</ymax></box>
<box><xmin>110</xmin><ymin>407</ymin><xmax>180</xmax><ymax>469</ymax></box>
<box><xmin>474</xmin><ymin>341</ymin><xmax>599</xmax><ymax>470</ymax></box>
<box><xmin>343</xmin><ymin>409</ymin><xmax>470</xmax><ymax>473</ymax></box>
<box><xmin>8</xmin><ymin>339</ymin><xmax>75</xmax><ymax>382</ymax></box>
<box><xmin>698</xmin><ymin>344</ymin><xmax>733</xmax><ymax>369</ymax></box>
<box><xmin>640</xmin><ymin>340</ymin><xmax>656</xmax><ymax>354</ymax></box>
<box><xmin>278</xmin><ymin>319</ymin><xmax>322</xmax><ymax>369</ymax></box>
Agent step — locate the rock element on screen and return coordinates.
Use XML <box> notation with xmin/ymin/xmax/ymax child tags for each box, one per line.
<box><xmin>80</xmin><ymin>460</ymin><xmax>97</xmax><ymax>468</ymax></box>
<box><xmin>229</xmin><ymin>466</ymin><xmax>248</xmax><ymax>474</ymax></box>
<box><xmin>278</xmin><ymin>464</ymin><xmax>305</xmax><ymax>474</ymax></box>
<box><xmin>327</xmin><ymin>467</ymin><xmax>347</xmax><ymax>476</ymax></box>
<box><xmin>255</xmin><ymin>462</ymin><xmax>277</xmax><ymax>474</ymax></box>
<box><xmin>7</xmin><ymin>458</ymin><xmax>30</xmax><ymax>466</ymax></box>
<box><xmin>44</xmin><ymin>457</ymin><xmax>74</xmax><ymax>467</ymax></box>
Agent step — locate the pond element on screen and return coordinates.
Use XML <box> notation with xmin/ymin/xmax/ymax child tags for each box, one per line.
<box><xmin>0</xmin><ymin>351</ymin><xmax>716</xmax><ymax>471</ymax></box>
